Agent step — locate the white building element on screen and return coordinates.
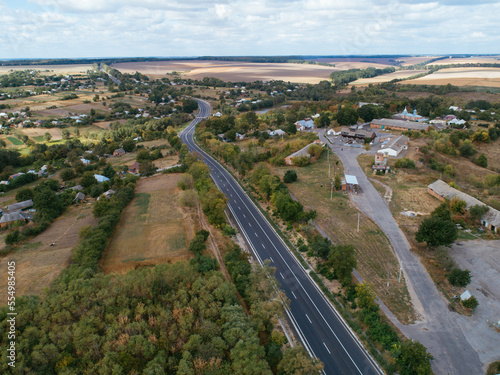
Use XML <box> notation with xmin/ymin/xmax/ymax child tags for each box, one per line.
<box><xmin>378</xmin><ymin>135</ymin><xmax>409</xmax><ymax>157</ymax></box>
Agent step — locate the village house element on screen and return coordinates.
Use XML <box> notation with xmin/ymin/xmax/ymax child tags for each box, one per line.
<box><xmin>294</xmin><ymin>118</ymin><xmax>315</xmax><ymax>131</ymax></box>
<box><xmin>340</xmin><ymin>126</ymin><xmax>376</xmax><ymax>142</ymax></box>
<box><xmin>269</xmin><ymin>129</ymin><xmax>286</xmax><ymax>137</ymax></box>
<box><xmin>372</xmin><ymin>152</ymin><xmax>390</xmax><ymax>174</ymax></box>
<box><xmin>427</xmin><ymin>179</ymin><xmax>500</xmax><ymax>233</ymax></box>
<box><xmin>128</xmin><ymin>162</ymin><xmax>140</xmax><ymax>174</ymax></box>
<box><xmin>113</xmin><ymin>148</ymin><xmax>125</xmax><ymax>157</ymax></box>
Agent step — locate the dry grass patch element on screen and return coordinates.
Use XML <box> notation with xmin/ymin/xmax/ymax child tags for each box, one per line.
<box><xmin>100</xmin><ymin>174</ymin><xmax>199</xmax><ymax>274</ymax></box>
<box><xmin>0</xmin><ymin>64</ymin><xmax>92</xmax><ymax>76</ymax></box>
<box><xmin>21</xmin><ymin>127</ymin><xmax>63</xmax><ymax>140</ymax></box>
<box><xmin>269</xmin><ymin>153</ymin><xmax>415</xmax><ymax>323</ymax></box>
<box><xmin>0</xmin><ymin>204</ymin><xmax>96</xmax><ymax>305</ymax></box>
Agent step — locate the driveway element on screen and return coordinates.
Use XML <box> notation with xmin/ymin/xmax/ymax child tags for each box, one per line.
<box><xmin>316</xmin><ymin>129</ymin><xmax>483</xmax><ymax>375</ymax></box>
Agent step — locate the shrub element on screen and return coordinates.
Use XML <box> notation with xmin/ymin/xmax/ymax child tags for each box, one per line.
<box><xmin>462</xmin><ymin>295</ymin><xmax>479</xmax><ymax>309</ymax></box>
<box><xmin>291</xmin><ymin>155</ymin><xmax>311</xmax><ymax>167</ymax></box>
<box><xmin>223</xmin><ymin>225</ymin><xmax>236</xmax><ymax>236</ymax></box>
<box><xmin>394</xmin><ymin>158</ymin><xmax>415</xmax><ymax>169</ymax></box>
<box><xmin>283</xmin><ymin>170</ymin><xmax>298</xmax><ymax>183</ymax></box>
<box><xmin>5</xmin><ymin>230</ymin><xmax>21</xmax><ymax>245</ymax></box>
<box><xmin>447</xmin><ymin>268</ymin><xmax>471</xmax><ymax>287</ymax></box>
<box><xmin>180</xmin><ymin>190</ymin><xmax>197</xmax><ymax>207</ymax></box>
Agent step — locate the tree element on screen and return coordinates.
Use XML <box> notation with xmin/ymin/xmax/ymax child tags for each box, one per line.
<box><xmin>44</xmin><ymin>132</ymin><xmax>52</xmax><ymax>142</ymax></box>
<box><xmin>462</xmin><ymin>295</ymin><xmax>479</xmax><ymax>309</ymax></box>
<box><xmin>308</xmin><ymin>144</ymin><xmax>323</xmax><ymax>158</ymax></box>
<box><xmin>357</xmin><ymin>104</ymin><xmax>379</xmax><ymax>122</ymax></box>
<box><xmin>140</xmin><ymin>160</ymin><xmax>156</xmax><ymax>176</ymax></box>
<box><xmin>329</xmin><ymin>244</ymin><xmax>357</xmax><ymax>286</ymax></box>
<box><xmin>416</xmin><ymin>216</ymin><xmax>458</xmax><ymax>247</ymax></box>
<box><xmin>459</xmin><ymin>140</ymin><xmax>476</xmax><ymax>157</ymax></box>
<box><xmin>225</xmin><ymin>129</ymin><xmax>237</xmax><ymax>142</ymax></box>
<box><xmin>336</xmin><ymin>107</ymin><xmax>359</xmax><ymax>126</ymax></box>
<box><xmin>80</xmin><ymin>171</ymin><xmax>97</xmax><ymax>188</ymax></box>
<box><xmin>102</xmin><ymin>164</ymin><xmax>116</xmax><ymax>179</ymax></box>
<box><xmin>61</xmin><ymin>129</ymin><xmax>71</xmax><ymax>140</ymax></box>
<box><xmin>314</xmin><ymin>112</ymin><xmax>331</xmax><ymax>128</ymax></box>
<box><xmin>447</xmin><ymin>268</ymin><xmax>471</xmax><ymax>287</ymax></box>
<box><xmin>122</xmin><ymin>139</ymin><xmax>136</xmax><ymax>152</ymax></box>
<box><xmin>395</xmin><ymin>339</ymin><xmax>433</xmax><ymax>375</ymax></box>
<box><xmin>355</xmin><ymin>282</ymin><xmax>377</xmax><ymax>309</ymax></box>
<box><xmin>432</xmin><ymin>202</ymin><xmax>452</xmax><ymax>221</ymax></box>
<box><xmin>286</xmin><ymin>122</ymin><xmax>297</xmax><ymax>135</ymax></box>
<box><xmin>334</xmin><ymin>174</ymin><xmax>341</xmax><ymax>190</ymax></box>
<box><xmin>277</xmin><ymin>345</ymin><xmax>324</xmax><ymax>375</ymax></box>
<box><xmin>476</xmin><ymin>153</ymin><xmax>488</xmax><ymax>168</ymax></box>
<box><xmin>60</xmin><ymin>168</ymin><xmax>75</xmax><ymax>182</ymax></box>
<box><xmin>15</xmin><ymin>187</ymin><xmax>34</xmax><ymax>202</ymax></box>
<box><xmin>182</xmin><ymin>98</ymin><xmax>198</xmax><ymax>113</ymax></box>
<box><xmin>33</xmin><ymin>187</ymin><xmax>65</xmax><ymax>222</ymax></box>
<box><xmin>469</xmin><ymin>204</ymin><xmax>489</xmax><ymax>222</ymax></box>
<box><xmin>283</xmin><ymin>170</ymin><xmax>297</xmax><ymax>183</ymax></box>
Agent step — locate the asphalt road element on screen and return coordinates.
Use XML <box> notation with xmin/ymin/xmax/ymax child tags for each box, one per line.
<box><xmin>180</xmin><ymin>100</ymin><xmax>382</xmax><ymax>375</ymax></box>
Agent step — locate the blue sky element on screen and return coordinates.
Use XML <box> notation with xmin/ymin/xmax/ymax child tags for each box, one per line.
<box><xmin>1</xmin><ymin>0</ymin><xmax>499</xmax><ymax>59</ymax></box>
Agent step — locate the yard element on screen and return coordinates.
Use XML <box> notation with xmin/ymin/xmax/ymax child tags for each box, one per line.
<box><xmin>0</xmin><ymin>203</ymin><xmax>96</xmax><ymax>306</ymax></box>
<box><xmin>269</xmin><ymin>152</ymin><xmax>416</xmax><ymax>323</ymax></box>
<box><xmin>99</xmin><ymin>174</ymin><xmax>199</xmax><ymax>274</ymax></box>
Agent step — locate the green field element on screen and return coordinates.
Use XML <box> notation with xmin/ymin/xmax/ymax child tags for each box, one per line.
<box><xmin>7</xmin><ymin>136</ymin><xmax>23</xmax><ymax>145</ymax></box>
<box><xmin>32</xmin><ymin>136</ymin><xmax>45</xmax><ymax>142</ymax></box>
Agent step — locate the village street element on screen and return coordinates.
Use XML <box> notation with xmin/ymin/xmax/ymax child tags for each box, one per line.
<box><xmin>315</xmin><ymin>129</ymin><xmax>484</xmax><ymax>375</ymax></box>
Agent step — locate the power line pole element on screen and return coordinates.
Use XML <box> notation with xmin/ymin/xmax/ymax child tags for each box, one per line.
<box><xmin>357</xmin><ymin>213</ymin><xmax>360</xmax><ymax>233</ymax></box>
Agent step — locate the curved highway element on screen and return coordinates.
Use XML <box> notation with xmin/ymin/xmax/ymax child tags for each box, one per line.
<box><xmin>180</xmin><ymin>99</ymin><xmax>382</xmax><ymax>375</ymax></box>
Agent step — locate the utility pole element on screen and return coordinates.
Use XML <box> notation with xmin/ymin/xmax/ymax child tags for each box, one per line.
<box><xmin>330</xmin><ymin>180</ymin><xmax>333</xmax><ymax>200</ymax></box>
<box><xmin>357</xmin><ymin>213</ymin><xmax>360</xmax><ymax>233</ymax></box>
<box><xmin>399</xmin><ymin>263</ymin><xmax>402</xmax><ymax>283</ymax></box>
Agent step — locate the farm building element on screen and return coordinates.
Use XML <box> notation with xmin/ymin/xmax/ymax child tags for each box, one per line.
<box><xmin>447</xmin><ymin>118</ymin><xmax>467</xmax><ymax>127</ymax></box>
<box><xmin>370</xmin><ymin>119</ymin><xmax>430</xmax><ymax>132</ymax></box>
<box><xmin>341</xmin><ymin>175</ymin><xmax>359</xmax><ymax>192</ymax></box>
<box><xmin>428</xmin><ymin>179</ymin><xmax>500</xmax><ymax>233</ymax></box>
<box><xmin>393</xmin><ymin>107</ymin><xmax>428</xmax><ymax>122</ymax></box>
<box><xmin>378</xmin><ymin>135</ymin><xmax>409</xmax><ymax>157</ymax></box>
<box><xmin>340</xmin><ymin>127</ymin><xmax>376</xmax><ymax>141</ymax></box>
<box><xmin>0</xmin><ymin>211</ymin><xmax>30</xmax><ymax>227</ymax></box>
<box><xmin>284</xmin><ymin>140</ymin><xmax>324</xmax><ymax>166</ymax></box>
<box><xmin>113</xmin><ymin>148</ymin><xmax>126</xmax><ymax>157</ymax></box>
<box><xmin>6</xmin><ymin>199</ymin><xmax>33</xmax><ymax>212</ymax></box>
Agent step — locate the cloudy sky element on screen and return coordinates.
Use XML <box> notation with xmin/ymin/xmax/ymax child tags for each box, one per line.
<box><xmin>1</xmin><ymin>0</ymin><xmax>499</xmax><ymax>59</ymax></box>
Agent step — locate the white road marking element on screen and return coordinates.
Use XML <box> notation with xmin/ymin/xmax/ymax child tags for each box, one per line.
<box><xmin>323</xmin><ymin>342</ymin><xmax>331</xmax><ymax>354</ymax></box>
<box><xmin>280</xmin><ymin>272</ymin><xmax>284</xmax><ymax>279</ymax></box>
<box><xmin>306</xmin><ymin>314</ymin><xmax>312</xmax><ymax>324</ymax></box>
<box><xmin>269</xmin><ymin>256</ymin><xmax>272</xmax><ymax>261</ymax></box>
<box><xmin>243</xmin><ymin>214</ymin><xmax>246</xmax><ymax>218</ymax></box>
<box><xmin>262</xmin><ymin>244</ymin><xmax>265</xmax><ymax>249</ymax></box>
<box><xmin>291</xmin><ymin>291</ymin><xmax>297</xmax><ymax>299</ymax></box>
<box><xmin>249</xmin><ymin>223</ymin><xmax>252</xmax><ymax>227</ymax></box>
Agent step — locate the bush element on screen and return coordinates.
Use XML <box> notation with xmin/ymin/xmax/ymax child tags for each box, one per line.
<box><xmin>394</xmin><ymin>158</ymin><xmax>416</xmax><ymax>169</ymax></box>
<box><xmin>15</xmin><ymin>187</ymin><xmax>34</xmax><ymax>202</ymax></box>
<box><xmin>5</xmin><ymin>230</ymin><xmax>21</xmax><ymax>245</ymax></box>
<box><xmin>283</xmin><ymin>170</ymin><xmax>298</xmax><ymax>183</ymax></box>
<box><xmin>462</xmin><ymin>295</ymin><xmax>479</xmax><ymax>309</ymax></box>
<box><xmin>223</xmin><ymin>224</ymin><xmax>236</xmax><ymax>236</ymax></box>
<box><xmin>447</xmin><ymin>268</ymin><xmax>471</xmax><ymax>287</ymax></box>
<box><xmin>179</xmin><ymin>190</ymin><xmax>197</xmax><ymax>207</ymax></box>
<box><xmin>291</xmin><ymin>155</ymin><xmax>310</xmax><ymax>167</ymax></box>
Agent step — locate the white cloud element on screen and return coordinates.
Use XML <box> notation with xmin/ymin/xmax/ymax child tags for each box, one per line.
<box><xmin>1</xmin><ymin>0</ymin><xmax>499</xmax><ymax>58</ymax></box>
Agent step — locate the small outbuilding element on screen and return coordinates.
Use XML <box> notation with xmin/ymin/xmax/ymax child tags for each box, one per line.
<box><xmin>341</xmin><ymin>175</ymin><xmax>359</xmax><ymax>192</ymax></box>
<box><xmin>113</xmin><ymin>148</ymin><xmax>125</xmax><ymax>157</ymax></box>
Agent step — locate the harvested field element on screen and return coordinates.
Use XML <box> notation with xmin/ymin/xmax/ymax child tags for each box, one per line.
<box><xmin>22</xmin><ymin>127</ymin><xmax>62</xmax><ymax>140</ymax></box>
<box><xmin>0</xmin><ymin>204</ymin><xmax>96</xmax><ymax>305</ymax></box>
<box><xmin>351</xmin><ymin>70</ymin><xmax>426</xmax><ymax>85</ymax></box>
<box><xmin>100</xmin><ymin>174</ymin><xmax>199</xmax><ymax>274</ymax></box>
<box><xmin>312</xmin><ymin>57</ymin><xmax>396</xmax><ymax>67</ymax></box>
<box><xmin>0</xmin><ymin>64</ymin><xmax>92</xmax><ymax>75</ymax></box>
<box><xmin>396</xmin><ymin>56</ymin><xmax>442</xmax><ymax>66</ymax></box>
<box><xmin>426</xmin><ymin>57</ymin><xmax>500</xmax><ymax>66</ymax></box>
<box><xmin>269</xmin><ymin>153</ymin><xmax>415</xmax><ymax>323</ymax></box>
<box><xmin>111</xmin><ymin>60</ymin><xmax>336</xmax><ymax>84</ymax></box>
<box><xmin>404</xmin><ymin>68</ymin><xmax>500</xmax><ymax>88</ymax></box>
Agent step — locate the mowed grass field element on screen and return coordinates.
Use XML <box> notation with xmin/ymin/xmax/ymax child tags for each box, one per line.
<box><xmin>111</xmin><ymin>60</ymin><xmax>337</xmax><ymax>84</ymax></box>
<box><xmin>269</xmin><ymin>153</ymin><xmax>415</xmax><ymax>323</ymax></box>
<box><xmin>99</xmin><ymin>174</ymin><xmax>199</xmax><ymax>274</ymax></box>
<box><xmin>0</xmin><ymin>204</ymin><xmax>96</xmax><ymax>306</ymax></box>
<box><xmin>403</xmin><ymin>67</ymin><xmax>500</xmax><ymax>88</ymax></box>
